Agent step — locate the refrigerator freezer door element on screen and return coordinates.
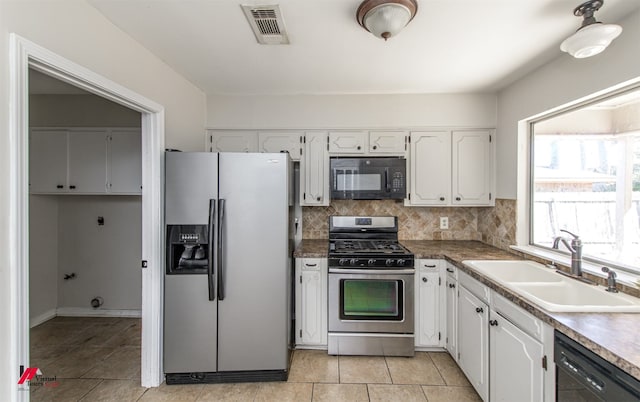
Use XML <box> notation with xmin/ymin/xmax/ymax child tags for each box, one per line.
<box><xmin>165</xmin><ymin>152</ymin><xmax>218</xmax><ymax>225</ymax></box>
<box><xmin>217</xmin><ymin>153</ymin><xmax>291</xmax><ymax>372</ymax></box>
<box><xmin>164</xmin><ymin>275</ymin><xmax>217</xmax><ymax>373</ymax></box>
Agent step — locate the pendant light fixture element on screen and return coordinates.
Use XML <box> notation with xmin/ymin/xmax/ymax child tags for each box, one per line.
<box><xmin>560</xmin><ymin>0</ymin><xmax>622</xmax><ymax>59</ymax></box>
<box><xmin>356</xmin><ymin>0</ymin><xmax>418</xmax><ymax>41</ymax></box>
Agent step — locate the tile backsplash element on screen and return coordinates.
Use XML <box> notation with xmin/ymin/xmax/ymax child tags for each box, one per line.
<box><xmin>302</xmin><ymin>199</ymin><xmax>517</xmax><ymax>250</ymax></box>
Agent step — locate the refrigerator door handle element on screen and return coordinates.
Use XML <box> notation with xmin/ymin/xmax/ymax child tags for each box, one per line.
<box><xmin>207</xmin><ymin>199</ymin><xmax>216</xmax><ymax>301</ymax></box>
<box><xmin>217</xmin><ymin>198</ymin><xmax>226</xmax><ymax>301</ymax></box>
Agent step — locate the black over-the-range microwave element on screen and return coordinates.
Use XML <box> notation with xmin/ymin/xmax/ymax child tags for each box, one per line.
<box><xmin>330</xmin><ymin>157</ymin><xmax>406</xmax><ymax>200</ymax></box>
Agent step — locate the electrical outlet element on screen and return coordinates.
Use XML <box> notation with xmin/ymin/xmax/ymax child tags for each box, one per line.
<box><xmin>440</xmin><ymin>217</ymin><xmax>449</xmax><ymax>230</ymax></box>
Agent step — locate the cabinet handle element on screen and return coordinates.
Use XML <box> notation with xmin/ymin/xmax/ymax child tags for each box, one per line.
<box><xmin>56</xmin><ymin>185</ymin><xmax>64</xmax><ymax>189</ymax></box>
<box><xmin>440</xmin><ymin>197</ymin><xmax>445</xmax><ymax>201</ymax></box>
<box><xmin>448</xmin><ymin>283</ymin><xmax>456</xmax><ymax>289</ymax></box>
<box><xmin>475</xmin><ymin>307</ymin><xmax>484</xmax><ymax>313</ymax></box>
<box><xmin>455</xmin><ymin>197</ymin><xmax>461</xmax><ymax>201</ymax></box>
<box><xmin>489</xmin><ymin>320</ymin><xmax>498</xmax><ymax>326</ymax></box>
<box><xmin>372</xmin><ymin>145</ymin><xmax>377</xmax><ymax>150</ymax></box>
<box><xmin>316</xmin><ymin>196</ymin><xmax>321</xmax><ymax>201</ymax></box>
<box><xmin>422</xmin><ymin>277</ymin><xmax>428</xmax><ymax>282</ymax></box>
<box><xmin>446</xmin><ymin>268</ymin><xmax>454</xmax><ymax>273</ymax></box>
<box><xmin>69</xmin><ymin>185</ymin><xmax>76</xmax><ymax>189</ymax></box>
<box><xmin>424</xmin><ymin>264</ymin><xmax>436</xmax><ymax>268</ymax></box>
<box><xmin>357</xmin><ymin>146</ymin><xmax>361</xmax><ymax>150</ymax></box>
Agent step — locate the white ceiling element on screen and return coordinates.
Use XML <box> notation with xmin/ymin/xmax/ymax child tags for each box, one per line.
<box><xmin>88</xmin><ymin>0</ymin><xmax>640</xmax><ymax>96</ymax></box>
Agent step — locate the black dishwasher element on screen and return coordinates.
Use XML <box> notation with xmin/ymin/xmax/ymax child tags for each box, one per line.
<box><xmin>555</xmin><ymin>331</ymin><xmax>640</xmax><ymax>401</ymax></box>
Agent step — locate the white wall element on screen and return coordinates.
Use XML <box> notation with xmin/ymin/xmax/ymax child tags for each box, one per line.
<box><xmin>496</xmin><ymin>9</ymin><xmax>640</xmax><ymax>199</ymax></box>
<box><xmin>0</xmin><ymin>1</ymin><xmax>205</xmax><ymax>390</ymax></box>
<box><xmin>28</xmin><ymin>196</ymin><xmax>59</xmax><ymax>323</ymax></box>
<box><xmin>57</xmin><ymin>196</ymin><xmax>141</xmax><ymax>311</ymax></box>
<box><xmin>207</xmin><ymin>93</ymin><xmax>497</xmax><ymax>129</ymax></box>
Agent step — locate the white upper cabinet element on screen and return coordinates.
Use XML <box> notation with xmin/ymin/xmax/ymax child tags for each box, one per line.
<box><xmin>452</xmin><ymin>130</ymin><xmax>493</xmax><ymax>205</ymax></box>
<box><xmin>369</xmin><ymin>131</ymin><xmax>406</xmax><ymax>154</ymax></box>
<box><xmin>258</xmin><ymin>132</ymin><xmax>302</xmax><ymax>161</ymax></box>
<box><xmin>29</xmin><ymin>128</ymin><xmax>141</xmax><ymax>195</ymax></box>
<box><xmin>109</xmin><ymin>130</ymin><xmax>142</xmax><ymax>194</ymax></box>
<box><xmin>408</xmin><ymin>131</ymin><xmax>451</xmax><ymax>205</ymax></box>
<box><xmin>328</xmin><ymin>131</ymin><xmax>366</xmax><ymax>154</ymax></box>
<box><xmin>67</xmin><ymin>130</ymin><xmax>109</xmax><ymax>193</ymax></box>
<box><xmin>301</xmin><ymin>132</ymin><xmax>329</xmax><ymax>206</ymax></box>
<box><xmin>407</xmin><ymin>129</ymin><xmax>494</xmax><ymax>207</ymax></box>
<box><xmin>208</xmin><ymin>130</ymin><xmax>258</xmax><ymax>152</ymax></box>
<box><xmin>29</xmin><ymin>129</ymin><xmax>68</xmax><ymax>193</ymax></box>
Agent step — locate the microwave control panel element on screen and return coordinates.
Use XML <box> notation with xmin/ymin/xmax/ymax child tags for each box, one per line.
<box><xmin>391</xmin><ymin>172</ymin><xmax>404</xmax><ymax>193</ymax></box>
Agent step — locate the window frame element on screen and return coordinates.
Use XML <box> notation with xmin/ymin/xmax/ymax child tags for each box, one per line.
<box><xmin>526</xmin><ymin>85</ymin><xmax>640</xmax><ymax>276</ymax></box>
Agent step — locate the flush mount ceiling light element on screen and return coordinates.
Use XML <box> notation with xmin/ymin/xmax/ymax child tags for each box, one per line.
<box><xmin>560</xmin><ymin>0</ymin><xmax>622</xmax><ymax>59</ymax></box>
<box><xmin>356</xmin><ymin>0</ymin><xmax>418</xmax><ymax>41</ymax></box>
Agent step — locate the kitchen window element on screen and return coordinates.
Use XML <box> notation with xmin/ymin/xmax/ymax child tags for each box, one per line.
<box><xmin>530</xmin><ymin>87</ymin><xmax>640</xmax><ymax>274</ymax></box>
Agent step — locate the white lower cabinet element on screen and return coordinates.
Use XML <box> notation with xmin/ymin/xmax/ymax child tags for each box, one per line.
<box><xmin>295</xmin><ymin>258</ymin><xmax>327</xmax><ymax>347</ymax></box>
<box><xmin>489</xmin><ymin>309</ymin><xmax>544</xmax><ymax>402</ymax></box>
<box><xmin>457</xmin><ymin>283</ymin><xmax>489</xmax><ymax>401</ymax></box>
<box><xmin>445</xmin><ymin>263</ymin><xmax>458</xmax><ymax>360</ymax></box>
<box><xmin>415</xmin><ymin>260</ymin><xmax>445</xmax><ymax>348</ymax></box>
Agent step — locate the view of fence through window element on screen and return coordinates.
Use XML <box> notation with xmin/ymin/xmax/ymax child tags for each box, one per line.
<box><xmin>531</xmin><ymin>89</ymin><xmax>640</xmax><ymax>272</ymax></box>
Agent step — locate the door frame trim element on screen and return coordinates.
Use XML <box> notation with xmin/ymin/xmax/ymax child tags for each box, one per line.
<box><xmin>8</xmin><ymin>33</ymin><xmax>165</xmax><ymax>400</ymax></box>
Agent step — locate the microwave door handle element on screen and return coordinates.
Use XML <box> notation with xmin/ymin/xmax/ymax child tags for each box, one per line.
<box><xmin>385</xmin><ymin>169</ymin><xmax>390</xmax><ymax>192</ymax></box>
<box><xmin>207</xmin><ymin>199</ymin><xmax>216</xmax><ymax>301</ymax></box>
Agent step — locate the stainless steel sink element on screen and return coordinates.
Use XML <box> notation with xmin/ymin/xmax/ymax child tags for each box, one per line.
<box><xmin>462</xmin><ymin>260</ymin><xmax>640</xmax><ymax>313</ymax></box>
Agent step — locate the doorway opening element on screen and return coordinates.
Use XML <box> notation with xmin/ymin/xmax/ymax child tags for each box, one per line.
<box><xmin>9</xmin><ymin>34</ymin><xmax>165</xmax><ymax>401</ymax></box>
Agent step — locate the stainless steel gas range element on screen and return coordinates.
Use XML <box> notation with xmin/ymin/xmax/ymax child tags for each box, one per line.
<box><xmin>327</xmin><ymin>216</ymin><xmax>415</xmax><ymax>357</ymax></box>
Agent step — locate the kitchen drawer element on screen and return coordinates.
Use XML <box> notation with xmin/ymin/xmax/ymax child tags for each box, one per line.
<box><xmin>491</xmin><ymin>291</ymin><xmax>544</xmax><ymax>341</ymax></box>
<box><xmin>416</xmin><ymin>259</ymin><xmax>442</xmax><ymax>271</ymax></box>
<box><xmin>459</xmin><ymin>271</ymin><xmax>490</xmax><ymax>304</ymax></box>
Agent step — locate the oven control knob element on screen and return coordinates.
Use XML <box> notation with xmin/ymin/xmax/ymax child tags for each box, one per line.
<box><xmin>386</xmin><ymin>259</ymin><xmax>394</xmax><ymax>266</ymax></box>
<box><xmin>367</xmin><ymin>259</ymin><xmax>376</xmax><ymax>266</ymax></box>
<box><xmin>396</xmin><ymin>259</ymin><xmax>405</xmax><ymax>266</ymax></box>
<box><xmin>350</xmin><ymin>258</ymin><xmax>357</xmax><ymax>266</ymax></box>
<box><xmin>339</xmin><ymin>258</ymin><xmax>347</xmax><ymax>266</ymax></box>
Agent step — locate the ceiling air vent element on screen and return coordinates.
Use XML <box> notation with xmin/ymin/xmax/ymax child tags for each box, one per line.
<box><xmin>241</xmin><ymin>4</ymin><xmax>290</xmax><ymax>45</ymax></box>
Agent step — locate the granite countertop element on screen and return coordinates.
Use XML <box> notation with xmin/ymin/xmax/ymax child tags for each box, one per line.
<box><xmin>294</xmin><ymin>239</ymin><xmax>640</xmax><ymax>381</ymax></box>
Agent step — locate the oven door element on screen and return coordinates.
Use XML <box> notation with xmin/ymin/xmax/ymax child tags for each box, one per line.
<box><xmin>328</xmin><ymin>268</ymin><xmax>414</xmax><ymax>334</ymax></box>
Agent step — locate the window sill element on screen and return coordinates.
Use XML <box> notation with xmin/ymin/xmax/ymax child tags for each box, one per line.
<box><xmin>510</xmin><ymin>245</ymin><xmax>640</xmax><ymax>290</ymax></box>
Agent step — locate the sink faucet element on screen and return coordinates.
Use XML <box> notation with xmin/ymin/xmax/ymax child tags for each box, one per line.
<box><xmin>601</xmin><ymin>267</ymin><xmax>619</xmax><ymax>293</ymax></box>
<box><xmin>552</xmin><ymin>229</ymin><xmax>583</xmax><ymax>277</ymax></box>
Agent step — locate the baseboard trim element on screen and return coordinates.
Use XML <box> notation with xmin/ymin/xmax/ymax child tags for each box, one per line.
<box><xmin>55</xmin><ymin>307</ymin><xmax>142</xmax><ymax>318</ymax></box>
<box><xmin>30</xmin><ymin>309</ymin><xmax>57</xmax><ymax>328</ymax></box>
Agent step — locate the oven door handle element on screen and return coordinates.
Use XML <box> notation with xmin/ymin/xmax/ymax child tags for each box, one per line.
<box><xmin>329</xmin><ymin>268</ymin><xmax>415</xmax><ymax>275</ymax></box>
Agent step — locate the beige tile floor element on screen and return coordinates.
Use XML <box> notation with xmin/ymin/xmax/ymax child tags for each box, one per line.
<box><xmin>30</xmin><ymin>317</ymin><xmax>481</xmax><ymax>401</ymax></box>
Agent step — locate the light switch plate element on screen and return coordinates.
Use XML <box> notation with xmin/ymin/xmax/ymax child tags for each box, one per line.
<box><xmin>440</xmin><ymin>217</ymin><xmax>449</xmax><ymax>230</ymax></box>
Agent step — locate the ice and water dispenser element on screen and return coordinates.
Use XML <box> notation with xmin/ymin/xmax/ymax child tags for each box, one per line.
<box><xmin>166</xmin><ymin>225</ymin><xmax>210</xmax><ymax>274</ymax></box>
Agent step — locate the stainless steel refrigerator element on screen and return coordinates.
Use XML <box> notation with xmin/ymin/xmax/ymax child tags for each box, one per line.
<box><xmin>164</xmin><ymin>151</ymin><xmax>293</xmax><ymax>384</ymax></box>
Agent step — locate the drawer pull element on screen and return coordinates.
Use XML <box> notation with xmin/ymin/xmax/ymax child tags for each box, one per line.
<box><xmin>475</xmin><ymin>307</ymin><xmax>484</xmax><ymax>313</ymax></box>
<box><xmin>304</xmin><ymin>263</ymin><xmax>317</xmax><ymax>267</ymax></box>
<box><xmin>446</xmin><ymin>268</ymin><xmax>454</xmax><ymax>273</ymax></box>
<box><xmin>424</xmin><ymin>264</ymin><xmax>436</xmax><ymax>268</ymax></box>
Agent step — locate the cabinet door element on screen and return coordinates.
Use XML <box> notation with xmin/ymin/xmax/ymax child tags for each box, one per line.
<box><xmin>369</xmin><ymin>131</ymin><xmax>406</xmax><ymax>154</ymax></box>
<box><xmin>409</xmin><ymin>131</ymin><xmax>451</xmax><ymax>205</ymax></box>
<box><xmin>416</xmin><ymin>263</ymin><xmax>441</xmax><ymax>347</ymax></box>
<box><xmin>258</xmin><ymin>132</ymin><xmax>302</xmax><ymax>161</ymax></box>
<box><xmin>301</xmin><ymin>132</ymin><xmax>329</xmax><ymax>206</ymax></box>
<box><xmin>67</xmin><ymin>131</ymin><xmax>108</xmax><ymax>193</ymax></box>
<box><xmin>29</xmin><ymin>129</ymin><xmax>68</xmax><ymax>193</ymax></box>
<box><xmin>452</xmin><ymin>130</ymin><xmax>492</xmax><ymax>205</ymax></box>
<box><xmin>295</xmin><ymin>258</ymin><xmax>328</xmax><ymax>346</ymax></box>
<box><xmin>109</xmin><ymin>130</ymin><xmax>142</xmax><ymax>194</ymax></box>
<box><xmin>458</xmin><ymin>285</ymin><xmax>489</xmax><ymax>401</ymax></box>
<box><xmin>208</xmin><ymin>130</ymin><xmax>258</xmax><ymax>152</ymax></box>
<box><xmin>490</xmin><ymin>310</ymin><xmax>544</xmax><ymax>402</ymax></box>
<box><xmin>328</xmin><ymin>131</ymin><xmax>366</xmax><ymax>153</ymax></box>
<box><xmin>445</xmin><ymin>275</ymin><xmax>458</xmax><ymax>360</ymax></box>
